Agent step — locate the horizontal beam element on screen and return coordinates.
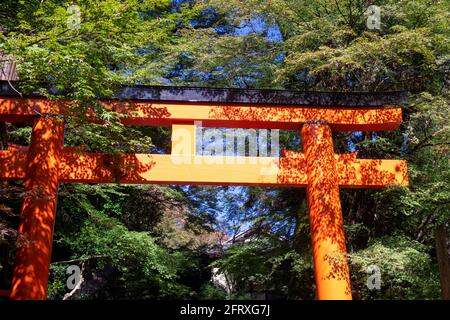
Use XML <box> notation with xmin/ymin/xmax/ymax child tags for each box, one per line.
<box><xmin>0</xmin><ymin>80</ymin><xmax>409</xmax><ymax>107</ymax></box>
<box><xmin>0</xmin><ymin>98</ymin><xmax>402</xmax><ymax>131</ymax></box>
<box><xmin>0</xmin><ymin>147</ymin><xmax>408</xmax><ymax>188</ymax></box>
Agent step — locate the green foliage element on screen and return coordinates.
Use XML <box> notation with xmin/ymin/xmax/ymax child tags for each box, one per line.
<box><xmin>213</xmin><ymin>240</ymin><xmax>274</xmax><ymax>289</ymax></box>
<box><xmin>47</xmin><ymin>264</ymin><xmax>69</xmax><ymax>300</ymax></box>
<box><xmin>8</xmin><ymin>126</ymin><xmax>32</xmax><ymax>145</ymax></box>
<box><xmin>69</xmin><ymin>211</ymin><xmax>191</xmax><ymax>298</ymax></box>
<box><xmin>1</xmin><ymin>0</ymin><xmax>195</xmax><ymax>92</ymax></box>
<box><xmin>198</xmin><ymin>0</ymin><xmax>449</xmax><ymax>91</ymax></box>
<box><xmin>212</xmin><ymin>238</ymin><xmax>308</xmax><ymax>297</ymax></box>
<box><xmin>350</xmin><ymin>235</ymin><xmax>440</xmax><ymax>299</ymax></box>
<box><xmin>47</xmin><ymin>182</ymin><xmax>220</xmax><ymax>299</ymax></box>
<box><xmin>53</xmin><ymin>184</ymin><xmax>193</xmax><ymax>298</ymax></box>
<box><xmin>198</xmin><ymin>283</ymin><xmax>228</xmax><ymax>300</ymax></box>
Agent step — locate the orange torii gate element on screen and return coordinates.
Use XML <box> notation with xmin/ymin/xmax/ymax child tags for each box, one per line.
<box><xmin>0</xmin><ymin>82</ymin><xmax>408</xmax><ymax>300</ymax></box>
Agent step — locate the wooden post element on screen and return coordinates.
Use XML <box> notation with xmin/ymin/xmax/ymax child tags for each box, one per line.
<box><xmin>301</xmin><ymin>123</ymin><xmax>352</xmax><ymax>300</ymax></box>
<box><xmin>10</xmin><ymin>116</ymin><xmax>64</xmax><ymax>300</ymax></box>
<box><xmin>435</xmin><ymin>224</ymin><xmax>450</xmax><ymax>300</ymax></box>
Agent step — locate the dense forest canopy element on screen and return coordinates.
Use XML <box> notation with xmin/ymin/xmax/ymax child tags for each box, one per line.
<box><xmin>0</xmin><ymin>0</ymin><xmax>448</xmax><ymax>300</ymax></box>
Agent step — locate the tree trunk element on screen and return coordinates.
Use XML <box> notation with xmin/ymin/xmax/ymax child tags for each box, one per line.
<box><xmin>435</xmin><ymin>224</ymin><xmax>450</xmax><ymax>300</ymax></box>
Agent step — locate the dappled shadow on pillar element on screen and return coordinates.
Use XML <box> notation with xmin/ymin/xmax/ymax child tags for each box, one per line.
<box><xmin>11</xmin><ymin>117</ymin><xmax>64</xmax><ymax>299</ymax></box>
<box><xmin>302</xmin><ymin>124</ymin><xmax>352</xmax><ymax>298</ymax></box>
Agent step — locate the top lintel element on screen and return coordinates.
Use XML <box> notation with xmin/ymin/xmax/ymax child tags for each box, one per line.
<box><xmin>0</xmin><ymin>81</ymin><xmax>408</xmax><ymax>107</ymax></box>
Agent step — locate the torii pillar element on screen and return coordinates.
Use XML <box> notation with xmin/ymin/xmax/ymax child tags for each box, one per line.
<box><xmin>10</xmin><ymin>116</ymin><xmax>64</xmax><ymax>300</ymax></box>
<box><xmin>302</xmin><ymin>122</ymin><xmax>351</xmax><ymax>299</ymax></box>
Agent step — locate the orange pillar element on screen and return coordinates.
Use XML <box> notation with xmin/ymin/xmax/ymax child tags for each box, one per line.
<box><xmin>301</xmin><ymin>123</ymin><xmax>352</xmax><ymax>300</ymax></box>
<box><xmin>10</xmin><ymin>116</ymin><xmax>64</xmax><ymax>300</ymax></box>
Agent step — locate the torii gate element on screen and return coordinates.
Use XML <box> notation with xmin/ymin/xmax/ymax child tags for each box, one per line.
<box><xmin>0</xmin><ymin>82</ymin><xmax>408</xmax><ymax>300</ymax></box>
